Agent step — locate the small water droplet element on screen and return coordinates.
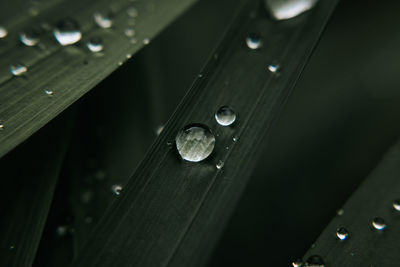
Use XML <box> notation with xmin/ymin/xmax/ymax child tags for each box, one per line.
<box><xmin>9</xmin><ymin>245</ymin><xmax>15</xmax><ymax>250</ymax></box>
<box><xmin>126</xmin><ymin>53</ymin><xmax>132</xmax><ymax>59</ymax></box>
<box><xmin>233</xmin><ymin>136</ymin><xmax>238</xmax><ymax>142</ymax></box>
<box><xmin>175</xmin><ymin>124</ymin><xmax>215</xmax><ymax>162</ymax></box>
<box><xmin>94</xmin><ymin>12</ymin><xmax>113</xmax><ymax>28</ymax></box>
<box><xmin>336</xmin><ymin>227</ymin><xmax>349</xmax><ymax>241</ymax></box>
<box><xmin>56</xmin><ymin>225</ymin><xmax>68</xmax><ymax>237</ymax></box>
<box><xmin>306</xmin><ymin>255</ymin><xmax>325</xmax><ymax>267</ymax></box>
<box><xmin>0</xmin><ymin>26</ymin><xmax>8</xmax><ymax>38</ymax></box>
<box><xmin>130</xmin><ymin>38</ymin><xmax>137</xmax><ymax>44</ymax></box>
<box><xmin>246</xmin><ymin>33</ymin><xmax>262</xmax><ymax>50</ymax></box>
<box><xmin>372</xmin><ymin>217</ymin><xmax>386</xmax><ymax>230</ymax></box>
<box><xmin>156</xmin><ymin>125</ymin><xmax>164</xmax><ymax>135</ymax></box>
<box><xmin>292</xmin><ymin>259</ymin><xmax>303</xmax><ymax>267</ymax></box>
<box><xmin>10</xmin><ymin>63</ymin><xmax>28</xmax><ymax>76</ymax></box>
<box><xmin>215</xmin><ymin>106</ymin><xmax>236</xmax><ymax>126</ymax></box>
<box><xmin>268</xmin><ymin>63</ymin><xmax>280</xmax><ymax>73</ymax></box>
<box><xmin>393</xmin><ymin>199</ymin><xmax>400</xmax><ymax>211</ymax></box>
<box><xmin>127</xmin><ymin>7</ymin><xmax>138</xmax><ymax>17</ymax></box>
<box><xmin>337</xmin><ymin>209</ymin><xmax>344</xmax><ymax>216</ymax></box>
<box><xmin>124</xmin><ymin>27</ymin><xmax>135</xmax><ymax>37</ymax></box>
<box><xmin>111</xmin><ymin>184</ymin><xmax>123</xmax><ymax>195</ymax></box>
<box><xmin>0</xmin><ymin>123</ymin><xmax>4</xmax><ymax>130</ymax></box>
<box><xmin>19</xmin><ymin>28</ymin><xmax>40</xmax><ymax>46</ymax></box>
<box><xmin>216</xmin><ymin>160</ymin><xmax>224</xmax><ymax>169</ymax></box>
<box><xmin>143</xmin><ymin>38</ymin><xmax>150</xmax><ymax>45</ymax></box>
<box><xmin>45</xmin><ymin>90</ymin><xmax>54</xmax><ymax>96</ymax></box>
<box><xmin>87</xmin><ymin>36</ymin><xmax>103</xmax><ymax>52</ymax></box>
<box><xmin>53</xmin><ymin>19</ymin><xmax>82</xmax><ymax>46</ymax></box>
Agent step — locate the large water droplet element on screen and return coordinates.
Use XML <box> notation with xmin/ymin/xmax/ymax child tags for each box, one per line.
<box><xmin>111</xmin><ymin>184</ymin><xmax>122</xmax><ymax>195</ymax></box>
<box><xmin>94</xmin><ymin>12</ymin><xmax>113</xmax><ymax>28</ymax></box>
<box><xmin>393</xmin><ymin>199</ymin><xmax>400</xmax><ymax>211</ymax></box>
<box><xmin>53</xmin><ymin>19</ymin><xmax>82</xmax><ymax>46</ymax></box>
<box><xmin>372</xmin><ymin>217</ymin><xmax>386</xmax><ymax>230</ymax></box>
<box><xmin>336</xmin><ymin>227</ymin><xmax>349</xmax><ymax>241</ymax></box>
<box><xmin>215</xmin><ymin>106</ymin><xmax>236</xmax><ymax>126</ymax></box>
<box><xmin>306</xmin><ymin>255</ymin><xmax>325</xmax><ymax>267</ymax></box>
<box><xmin>19</xmin><ymin>28</ymin><xmax>40</xmax><ymax>46</ymax></box>
<box><xmin>87</xmin><ymin>36</ymin><xmax>103</xmax><ymax>52</ymax></box>
<box><xmin>10</xmin><ymin>63</ymin><xmax>28</xmax><ymax>76</ymax></box>
<box><xmin>175</xmin><ymin>124</ymin><xmax>215</xmax><ymax>162</ymax></box>
<box><xmin>246</xmin><ymin>33</ymin><xmax>262</xmax><ymax>49</ymax></box>
<box><xmin>0</xmin><ymin>26</ymin><xmax>7</xmax><ymax>38</ymax></box>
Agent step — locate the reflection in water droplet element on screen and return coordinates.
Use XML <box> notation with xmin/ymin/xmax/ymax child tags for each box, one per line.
<box><xmin>246</xmin><ymin>33</ymin><xmax>262</xmax><ymax>49</ymax></box>
<box><xmin>372</xmin><ymin>217</ymin><xmax>386</xmax><ymax>230</ymax></box>
<box><xmin>306</xmin><ymin>255</ymin><xmax>325</xmax><ymax>267</ymax></box>
<box><xmin>175</xmin><ymin>124</ymin><xmax>215</xmax><ymax>162</ymax></box>
<box><xmin>216</xmin><ymin>160</ymin><xmax>224</xmax><ymax>169</ymax></box>
<box><xmin>19</xmin><ymin>28</ymin><xmax>40</xmax><ymax>46</ymax></box>
<box><xmin>143</xmin><ymin>38</ymin><xmax>150</xmax><ymax>45</ymax></box>
<box><xmin>215</xmin><ymin>106</ymin><xmax>236</xmax><ymax>126</ymax></box>
<box><xmin>94</xmin><ymin>12</ymin><xmax>113</xmax><ymax>28</ymax></box>
<box><xmin>124</xmin><ymin>27</ymin><xmax>135</xmax><ymax>37</ymax></box>
<box><xmin>127</xmin><ymin>7</ymin><xmax>138</xmax><ymax>17</ymax></box>
<box><xmin>45</xmin><ymin>90</ymin><xmax>54</xmax><ymax>96</ymax></box>
<box><xmin>0</xmin><ymin>26</ymin><xmax>7</xmax><ymax>38</ymax></box>
<box><xmin>393</xmin><ymin>199</ymin><xmax>400</xmax><ymax>211</ymax></box>
<box><xmin>233</xmin><ymin>136</ymin><xmax>238</xmax><ymax>142</ymax></box>
<box><xmin>111</xmin><ymin>184</ymin><xmax>123</xmax><ymax>195</ymax></box>
<box><xmin>53</xmin><ymin>19</ymin><xmax>82</xmax><ymax>46</ymax></box>
<box><xmin>292</xmin><ymin>259</ymin><xmax>303</xmax><ymax>267</ymax></box>
<box><xmin>87</xmin><ymin>36</ymin><xmax>103</xmax><ymax>52</ymax></box>
<box><xmin>336</xmin><ymin>227</ymin><xmax>349</xmax><ymax>241</ymax></box>
<box><xmin>268</xmin><ymin>63</ymin><xmax>280</xmax><ymax>73</ymax></box>
<box><xmin>10</xmin><ymin>64</ymin><xmax>28</xmax><ymax>76</ymax></box>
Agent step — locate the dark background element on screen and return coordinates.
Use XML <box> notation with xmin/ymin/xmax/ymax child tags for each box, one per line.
<box><xmin>2</xmin><ymin>0</ymin><xmax>400</xmax><ymax>266</ymax></box>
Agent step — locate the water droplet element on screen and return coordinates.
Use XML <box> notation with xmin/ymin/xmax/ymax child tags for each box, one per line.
<box><xmin>216</xmin><ymin>160</ymin><xmax>224</xmax><ymax>169</ymax></box>
<box><xmin>94</xmin><ymin>12</ymin><xmax>113</xmax><ymax>28</ymax></box>
<box><xmin>337</xmin><ymin>209</ymin><xmax>344</xmax><ymax>216</ymax></box>
<box><xmin>336</xmin><ymin>227</ymin><xmax>349</xmax><ymax>240</ymax></box>
<box><xmin>111</xmin><ymin>184</ymin><xmax>123</xmax><ymax>195</ymax></box>
<box><xmin>175</xmin><ymin>124</ymin><xmax>215</xmax><ymax>162</ymax></box>
<box><xmin>246</xmin><ymin>33</ymin><xmax>262</xmax><ymax>49</ymax></box>
<box><xmin>126</xmin><ymin>53</ymin><xmax>132</xmax><ymax>59</ymax></box>
<box><xmin>53</xmin><ymin>19</ymin><xmax>82</xmax><ymax>46</ymax></box>
<box><xmin>19</xmin><ymin>28</ymin><xmax>40</xmax><ymax>46</ymax></box>
<box><xmin>124</xmin><ymin>27</ymin><xmax>135</xmax><ymax>37</ymax></box>
<box><xmin>306</xmin><ymin>255</ymin><xmax>325</xmax><ymax>267</ymax></box>
<box><xmin>268</xmin><ymin>63</ymin><xmax>280</xmax><ymax>73</ymax></box>
<box><xmin>233</xmin><ymin>136</ymin><xmax>238</xmax><ymax>142</ymax></box>
<box><xmin>45</xmin><ymin>90</ymin><xmax>54</xmax><ymax>96</ymax></box>
<box><xmin>393</xmin><ymin>199</ymin><xmax>400</xmax><ymax>211</ymax></box>
<box><xmin>292</xmin><ymin>259</ymin><xmax>303</xmax><ymax>267</ymax></box>
<box><xmin>130</xmin><ymin>38</ymin><xmax>137</xmax><ymax>44</ymax></box>
<box><xmin>56</xmin><ymin>225</ymin><xmax>68</xmax><ymax>237</ymax></box>
<box><xmin>127</xmin><ymin>7</ymin><xmax>138</xmax><ymax>17</ymax></box>
<box><xmin>156</xmin><ymin>125</ymin><xmax>164</xmax><ymax>135</ymax></box>
<box><xmin>143</xmin><ymin>38</ymin><xmax>150</xmax><ymax>45</ymax></box>
<box><xmin>372</xmin><ymin>217</ymin><xmax>386</xmax><ymax>230</ymax></box>
<box><xmin>87</xmin><ymin>36</ymin><xmax>103</xmax><ymax>52</ymax></box>
<box><xmin>10</xmin><ymin>63</ymin><xmax>28</xmax><ymax>76</ymax></box>
<box><xmin>0</xmin><ymin>26</ymin><xmax>8</xmax><ymax>38</ymax></box>
<box><xmin>9</xmin><ymin>245</ymin><xmax>15</xmax><ymax>250</ymax></box>
<box><xmin>215</xmin><ymin>106</ymin><xmax>236</xmax><ymax>126</ymax></box>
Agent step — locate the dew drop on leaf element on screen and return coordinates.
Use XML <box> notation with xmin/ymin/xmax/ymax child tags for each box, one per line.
<box><xmin>175</xmin><ymin>124</ymin><xmax>215</xmax><ymax>162</ymax></box>
<box><xmin>246</xmin><ymin>33</ymin><xmax>262</xmax><ymax>49</ymax></box>
<box><xmin>215</xmin><ymin>106</ymin><xmax>236</xmax><ymax>126</ymax></box>
<box><xmin>10</xmin><ymin>63</ymin><xmax>28</xmax><ymax>76</ymax></box>
<box><xmin>53</xmin><ymin>19</ymin><xmax>82</xmax><ymax>46</ymax></box>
